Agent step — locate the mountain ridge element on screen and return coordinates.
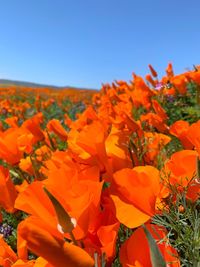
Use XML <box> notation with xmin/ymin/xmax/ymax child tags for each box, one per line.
<box><xmin>0</xmin><ymin>79</ymin><xmax>98</xmax><ymax>91</ymax></box>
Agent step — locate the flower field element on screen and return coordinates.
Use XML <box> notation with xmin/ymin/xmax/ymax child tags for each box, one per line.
<box><xmin>0</xmin><ymin>63</ymin><xmax>200</xmax><ymax>266</ymax></box>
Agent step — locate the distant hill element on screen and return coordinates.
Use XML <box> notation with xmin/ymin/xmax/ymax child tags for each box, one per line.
<box><xmin>0</xmin><ymin>79</ymin><xmax>98</xmax><ymax>91</ymax></box>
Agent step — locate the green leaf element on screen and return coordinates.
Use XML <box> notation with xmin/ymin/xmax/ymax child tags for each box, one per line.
<box><xmin>142</xmin><ymin>225</ymin><xmax>166</xmax><ymax>267</ymax></box>
<box><xmin>43</xmin><ymin>187</ymin><xmax>75</xmax><ymax>234</ymax></box>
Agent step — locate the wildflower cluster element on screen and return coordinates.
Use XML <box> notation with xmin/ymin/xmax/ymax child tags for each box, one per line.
<box><xmin>0</xmin><ymin>63</ymin><xmax>200</xmax><ymax>266</ymax></box>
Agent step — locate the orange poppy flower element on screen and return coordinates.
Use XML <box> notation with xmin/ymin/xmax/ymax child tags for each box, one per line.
<box><xmin>144</xmin><ymin>132</ymin><xmax>171</xmax><ymax>164</ymax></box>
<box><xmin>120</xmin><ymin>223</ymin><xmax>180</xmax><ymax>267</ymax></box>
<box><xmin>0</xmin><ymin>129</ymin><xmax>24</xmax><ymax>164</ymax></box>
<box><xmin>162</xmin><ymin>150</ymin><xmax>200</xmax><ymax>201</ymax></box>
<box><xmin>5</xmin><ymin>116</ymin><xmax>19</xmax><ymax>128</ymax></box>
<box><xmin>83</xmin><ymin>222</ymin><xmax>120</xmax><ymax>265</ymax></box>
<box><xmin>15</xmin><ymin>165</ymin><xmax>103</xmax><ymax>240</ymax></box>
<box><xmin>145</xmin><ymin>74</ymin><xmax>156</xmax><ymax>87</ymax></box>
<box><xmin>152</xmin><ymin>99</ymin><xmax>168</xmax><ymax>121</ymax></box>
<box><xmin>18</xmin><ymin>216</ymin><xmax>94</xmax><ymax>267</ymax></box>
<box><xmin>22</xmin><ymin>113</ymin><xmax>44</xmax><ymax>143</ymax></box>
<box><xmin>47</xmin><ymin>119</ymin><xmax>68</xmax><ymax>141</ymax></box>
<box><xmin>18</xmin><ymin>156</ymin><xmax>34</xmax><ymax>175</ymax></box>
<box><xmin>166</xmin><ymin>63</ymin><xmax>174</xmax><ymax>78</ymax></box>
<box><xmin>64</xmin><ymin>114</ymin><xmax>72</xmax><ymax>128</ymax></box>
<box><xmin>12</xmin><ymin>258</ymin><xmax>52</xmax><ymax>267</ymax></box>
<box><xmin>105</xmin><ymin>126</ymin><xmax>133</xmax><ymax>172</ymax></box>
<box><xmin>187</xmin><ymin>120</ymin><xmax>200</xmax><ymax>155</ymax></box>
<box><xmin>68</xmin><ymin>106</ymin><xmax>98</xmax><ymax>131</ymax></box>
<box><xmin>111</xmin><ymin>166</ymin><xmax>162</xmax><ymax>228</ymax></box>
<box><xmin>68</xmin><ymin>120</ymin><xmax>112</xmax><ymax>176</ymax></box>
<box><xmin>169</xmin><ymin>120</ymin><xmax>193</xmax><ymax>149</ymax></box>
<box><xmin>171</xmin><ymin>74</ymin><xmax>187</xmax><ymax>94</ymax></box>
<box><xmin>130</xmin><ymin>76</ymin><xmax>154</xmax><ymax>109</ymax></box>
<box><xmin>15</xmin><ymin>181</ymin><xmax>59</xmax><ymax>237</ymax></box>
<box><xmin>148</xmin><ymin>64</ymin><xmax>158</xmax><ymax>78</ymax></box>
<box><xmin>162</xmin><ymin>150</ymin><xmax>197</xmax><ymax>187</ymax></box>
<box><xmin>82</xmin><ymin>191</ymin><xmax>119</xmax><ymax>264</ymax></box>
<box><xmin>0</xmin><ymin>166</ymin><xmax>17</xmax><ymax>212</ymax></box>
<box><xmin>0</xmin><ymin>125</ymin><xmax>36</xmax><ymax>165</ymax></box>
<box><xmin>43</xmin><ymin>168</ymin><xmax>103</xmax><ymax>239</ymax></box>
<box><xmin>140</xmin><ymin>113</ymin><xmax>169</xmax><ymax>133</ymax></box>
<box><xmin>0</xmin><ymin>235</ymin><xmax>18</xmax><ymax>267</ymax></box>
<box><xmin>188</xmin><ymin>69</ymin><xmax>200</xmax><ymax>84</ymax></box>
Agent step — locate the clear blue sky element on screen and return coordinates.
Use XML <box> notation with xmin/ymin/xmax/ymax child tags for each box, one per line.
<box><xmin>0</xmin><ymin>0</ymin><xmax>200</xmax><ymax>89</ymax></box>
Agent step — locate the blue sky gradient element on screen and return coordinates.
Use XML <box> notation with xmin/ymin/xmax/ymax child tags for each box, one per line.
<box><xmin>0</xmin><ymin>0</ymin><xmax>199</xmax><ymax>89</ymax></box>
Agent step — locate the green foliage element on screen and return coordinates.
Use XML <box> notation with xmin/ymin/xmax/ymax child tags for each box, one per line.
<box><xmin>155</xmin><ymin>136</ymin><xmax>183</xmax><ymax>170</ymax></box>
<box><xmin>24</xmin><ymin>107</ymin><xmax>37</xmax><ymax>119</ymax></box>
<box><xmin>112</xmin><ymin>225</ymin><xmax>133</xmax><ymax>267</ymax></box>
<box><xmin>132</xmin><ymin>106</ymin><xmax>146</xmax><ymax>121</ymax></box>
<box><xmin>57</xmin><ymin>139</ymin><xmax>68</xmax><ymax>151</ymax></box>
<box><xmin>142</xmin><ymin>225</ymin><xmax>166</xmax><ymax>267</ymax></box>
<box><xmin>42</xmin><ymin>102</ymin><xmax>65</xmax><ymax>121</ymax></box>
<box><xmin>1</xmin><ymin>210</ymin><xmax>27</xmax><ymax>251</ymax></box>
<box><xmin>67</xmin><ymin>101</ymin><xmax>86</xmax><ymax>120</ymax></box>
<box><xmin>153</xmin><ymin>192</ymin><xmax>200</xmax><ymax>266</ymax></box>
<box><xmin>164</xmin><ymin>136</ymin><xmax>183</xmax><ymax>157</ymax></box>
<box><xmin>159</xmin><ymin>82</ymin><xmax>200</xmax><ymax>125</ymax></box>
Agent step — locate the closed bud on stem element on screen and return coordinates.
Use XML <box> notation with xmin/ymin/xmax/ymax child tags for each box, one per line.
<box><xmin>148</xmin><ymin>64</ymin><xmax>158</xmax><ymax>78</ymax></box>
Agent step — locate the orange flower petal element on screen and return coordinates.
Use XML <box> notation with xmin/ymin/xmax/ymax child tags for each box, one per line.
<box><xmin>18</xmin><ymin>217</ymin><xmax>94</xmax><ymax>267</ymax></box>
<box><xmin>111</xmin><ymin>195</ymin><xmax>150</xmax><ymax>228</ymax></box>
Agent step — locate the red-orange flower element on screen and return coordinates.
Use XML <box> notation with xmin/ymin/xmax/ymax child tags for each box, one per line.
<box><xmin>0</xmin><ymin>235</ymin><xmax>18</xmax><ymax>266</ymax></box>
<box><xmin>120</xmin><ymin>224</ymin><xmax>180</xmax><ymax>267</ymax></box>
<box><xmin>169</xmin><ymin>120</ymin><xmax>193</xmax><ymax>149</ymax></box>
<box><xmin>18</xmin><ymin>216</ymin><xmax>94</xmax><ymax>267</ymax></box>
<box><xmin>0</xmin><ymin>166</ymin><xmax>17</xmax><ymax>212</ymax></box>
<box><xmin>47</xmin><ymin>119</ymin><xmax>68</xmax><ymax>141</ymax></box>
<box><xmin>187</xmin><ymin>120</ymin><xmax>200</xmax><ymax>155</ymax></box>
<box><xmin>162</xmin><ymin>150</ymin><xmax>200</xmax><ymax>201</ymax></box>
<box><xmin>111</xmin><ymin>166</ymin><xmax>162</xmax><ymax>228</ymax></box>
